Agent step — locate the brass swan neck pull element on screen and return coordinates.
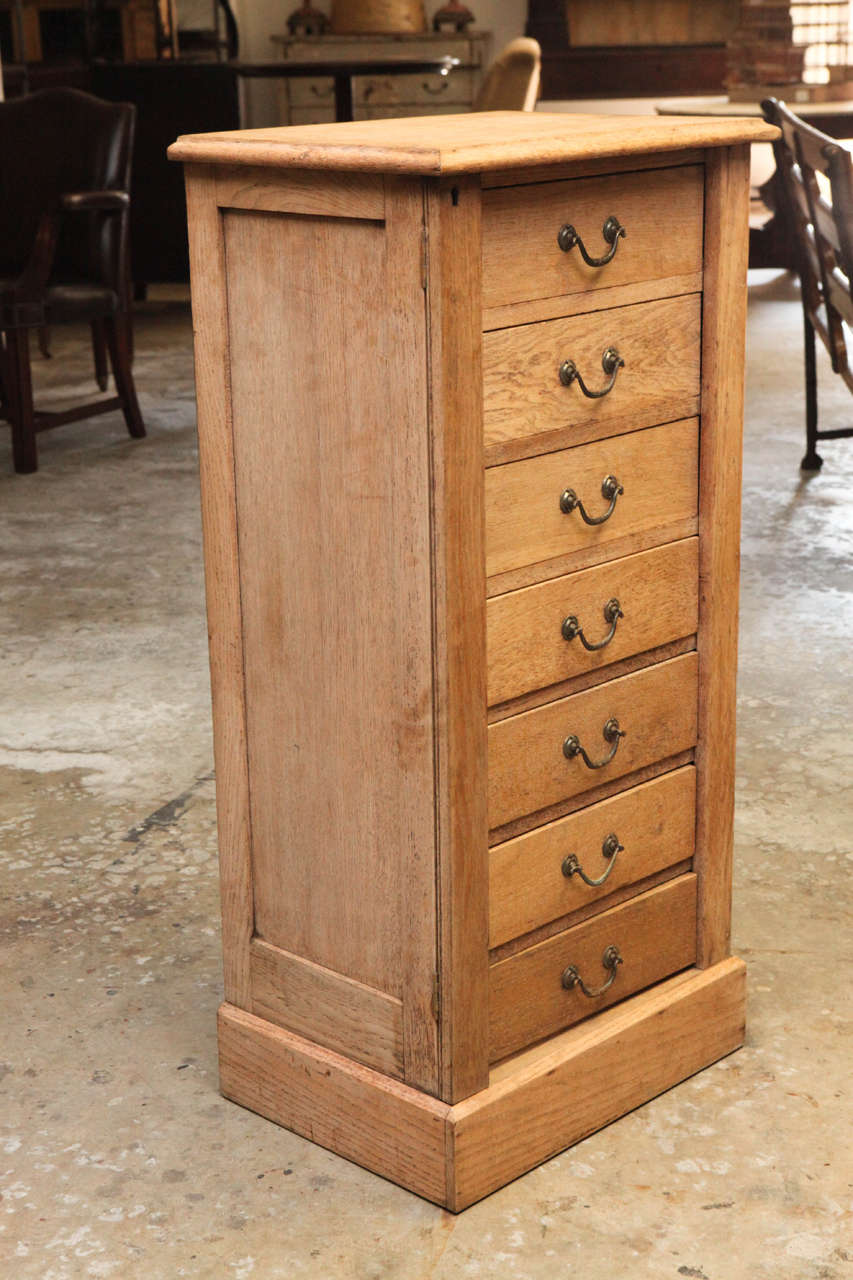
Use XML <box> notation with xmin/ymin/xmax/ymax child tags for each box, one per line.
<box><xmin>557</xmin><ymin>215</ymin><xmax>626</xmax><ymax>266</ymax></box>
<box><xmin>561</xmin><ymin>945</ymin><xmax>623</xmax><ymax>997</ymax></box>
<box><xmin>563</xmin><ymin>716</ymin><xmax>625</xmax><ymax>769</ymax></box>
<box><xmin>562</xmin><ymin>597</ymin><xmax>623</xmax><ymax>650</ymax></box>
<box><xmin>562</xmin><ymin>832</ymin><xmax>623</xmax><ymax>887</ymax></box>
<box><xmin>559</xmin><ymin>347</ymin><xmax>624</xmax><ymax>399</ymax></box>
<box><xmin>560</xmin><ymin>474</ymin><xmax>623</xmax><ymax>525</ymax></box>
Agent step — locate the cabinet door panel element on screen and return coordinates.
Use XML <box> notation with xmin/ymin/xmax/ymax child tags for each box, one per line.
<box><xmin>224</xmin><ymin>208</ymin><xmax>435</xmax><ymax>1009</ymax></box>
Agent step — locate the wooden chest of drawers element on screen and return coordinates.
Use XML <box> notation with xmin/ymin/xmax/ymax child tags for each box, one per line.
<box><xmin>171</xmin><ymin>109</ymin><xmax>777</xmax><ymax>1211</ymax></box>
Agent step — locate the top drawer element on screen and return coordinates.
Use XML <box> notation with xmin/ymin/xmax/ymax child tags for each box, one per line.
<box><xmin>481</xmin><ymin>165</ymin><xmax>704</xmax><ymax>313</ymax></box>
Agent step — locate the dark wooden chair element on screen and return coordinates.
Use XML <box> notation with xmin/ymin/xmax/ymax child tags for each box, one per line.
<box><xmin>0</xmin><ymin>88</ymin><xmax>145</xmax><ymax>473</ymax></box>
<box><xmin>762</xmin><ymin>97</ymin><xmax>853</xmax><ymax>470</ymax></box>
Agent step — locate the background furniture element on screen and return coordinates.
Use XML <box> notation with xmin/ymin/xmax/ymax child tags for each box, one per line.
<box><xmin>0</xmin><ymin>87</ymin><xmax>144</xmax><ymax>472</ymax></box>
<box><xmin>233</xmin><ymin>55</ymin><xmax>461</xmax><ymax>123</ymax></box>
<box><xmin>657</xmin><ymin>95</ymin><xmax>853</xmax><ymax>268</ymax></box>
<box><xmin>172</xmin><ymin>107</ymin><xmax>776</xmax><ymax>1209</ymax></box>
<box><xmin>471</xmin><ymin>35</ymin><xmax>539</xmax><ymax>112</ymax></box>
<box><xmin>270</xmin><ymin>29</ymin><xmax>489</xmax><ymax>123</ymax></box>
<box><xmin>91</xmin><ymin>60</ymin><xmax>239</xmax><ymax>288</ymax></box>
<box><xmin>526</xmin><ymin>0</ymin><xmax>740</xmax><ymax>99</ymax></box>
<box><xmin>762</xmin><ymin>96</ymin><xmax>853</xmax><ymax>469</ymax></box>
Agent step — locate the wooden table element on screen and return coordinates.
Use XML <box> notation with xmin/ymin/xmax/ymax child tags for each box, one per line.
<box><xmin>657</xmin><ymin>96</ymin><xmax>853</xmax><ymax>267</ymax></box>
<box><xmin>231</xmin><ymin>56</ymin><xmax>461</xmax><ymax>123</ymax></box>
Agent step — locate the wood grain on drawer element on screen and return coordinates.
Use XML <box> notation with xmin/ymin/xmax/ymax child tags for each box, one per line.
<box><xmin>489</xmin><ymin>766</ymin><xmax>696</xmax><ymax>949</ymax></box>
<box><xmin>482</xmin><ymin>164</ymin><xmax>704</xmax><ymax>312</ymax></box>
<box><xmin>487</xmin><ymin>538</ymin><xmax>698</xmax><ymax>707</ymax></box>
<box><xmin>488</xmin><ymin>652</ymin><xmax>698</xmax><ymax>830</ymax></box>
<box><xmin>489</xmin><ymin>874</ymin><xmax>697</xmax><ymax>1061</ymax></box>
<box><xmin>483</xmin><ymin>294</ymin><xmax>701</xmax><ymax>453</ymax></box>
<box><xmin>485</xmin><ymin>419</ymin><xmax>698</xmax><ymax>581</ymax></box>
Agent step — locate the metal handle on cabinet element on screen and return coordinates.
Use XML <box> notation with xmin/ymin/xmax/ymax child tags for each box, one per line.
<box><xmin>561</xmin><ymin>597</ymin><xmax>623</xmax><ymax>650</ymax></box>
<box><xmin>422</xmin><ymin>78</ymin><xmax>449</xmax><ymax>94</ymax></box>
<box><xmin>562</xmin><ymin>832</ymin><xmax>623</xmax><ymax>886</ymax></box>
<box><xmin>557</xmin><ymin>215</ymin><xmax>626</xmax><ymax>266</ymax></box>
<box><xmin>559</xmin><ymin>347</ymin><xmax>624</xmax><ymax>398</ymax></box>
<box><xmin>559</xmin><ymin>474</ymin><xmax>623</xmax><ymax>525</ymax></box>
<box><xmin>562</xmin><ymin>716</ymin><xmax>625</xmax><ymax>769</ymax></box>
<box><xmin>561</xmin><ymin>944</ymin><xmax>623</xmax><ymax>996</ymax></box>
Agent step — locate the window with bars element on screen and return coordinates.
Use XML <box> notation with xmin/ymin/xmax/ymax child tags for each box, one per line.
<box><xmin>790</xmin><ymin>1</ymin><xmax>851</xmax><ymax>83</ymax></box>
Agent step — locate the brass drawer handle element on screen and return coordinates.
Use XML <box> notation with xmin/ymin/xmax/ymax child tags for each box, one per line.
<box><xmin>559</xmin><ymin>474</ymin><xmax>623</xmax><ymax>525</ymax></box>
<box><xmin>557</xmin><ymin>215</ymin><xmax>626</xmax><ymax>266</ymax></box>
<box><xmin>559</xmin><ymin>347</ymin><xmax>624</xmax><ymax>398</ymax></box>
<box><xmin>561</xmin><ymin>944</ymin><xmax>623</xmax><ymax>996</ymax></box>
<box><xmin>562</xmin><ymin>832</ymin><xmax>623</xmax><ymax>886</ymax></box>
<box><xmin>422</xmin><ymin>79</ymin><xmax>449</xmax><ymax>94</ymax></box>
<box><xmin>562</xmin><ymin>597</ymin><xmax>623</xmax><ymax>650</ymax></box>
<box><xmin>563</xmin><ymin>716</ymin><xmax>625</xmax><ymax>769</ymax></box>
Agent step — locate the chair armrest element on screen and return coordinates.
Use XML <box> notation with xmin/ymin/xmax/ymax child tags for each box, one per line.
<box><xmin>60</xmin><ymin>190</ymin><xmax>130</xmax><ymax>213</ymax></box>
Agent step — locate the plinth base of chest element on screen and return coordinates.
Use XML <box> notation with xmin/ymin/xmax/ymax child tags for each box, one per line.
<box><xmin>218</xmin><ymin>956</ymin><xmax>745</xmax><ymax>1212</ymax></box>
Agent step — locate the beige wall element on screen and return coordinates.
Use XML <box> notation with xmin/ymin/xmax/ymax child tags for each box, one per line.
<box><xmin>232</xmin><ymin>0</ymin><xmax>526</xmax><ymax>125</ymax></box>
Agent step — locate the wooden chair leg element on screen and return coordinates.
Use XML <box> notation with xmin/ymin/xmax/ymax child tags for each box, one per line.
<box><xmin>37</xmin><ymin>324</ymin><xmax>52</xmax><ymax>360</ymax></box>
<box><xmin>91</xmin><ymin>319</ymin><xmax>109</xmax><ymax>391</ymax></box>
<box><xmin>801</xmin><ymin>312</ymin><xmax>823</xmax><ymax>471</ymax></box>
<box><xmin>105</xmin><ymin>312</ymin><xmax>145</xmax><ymax>439</ymax></box>
<box><xmin>5</xmin><ymin>328</ymin><xmax>38</xmax><ymax>473</ymax></box>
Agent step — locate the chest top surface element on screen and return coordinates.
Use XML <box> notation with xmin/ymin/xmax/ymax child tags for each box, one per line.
<box><xmin>168</xmin><ymin>109</ymin><xmax>778</xmax><ymax>175</ymax></box>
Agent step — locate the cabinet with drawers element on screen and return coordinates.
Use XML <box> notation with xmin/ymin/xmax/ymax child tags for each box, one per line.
<box><xmin>171</xmin><ymin>110</ymin><xmax>778</xmax><ymax>1211</ymax></box>
<box><xmin>270</xmin><ymin>32</ymin><xmax>490</xmax><ymax>124</ymax></box>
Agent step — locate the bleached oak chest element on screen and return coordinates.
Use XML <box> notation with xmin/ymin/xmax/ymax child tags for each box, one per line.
<box><xmin>171</xmin><ymin>110</ymin><xmax>777</xmax><ymax>1211</ymax></box>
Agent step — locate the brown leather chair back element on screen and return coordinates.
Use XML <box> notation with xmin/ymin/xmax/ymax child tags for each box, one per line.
<box><xmin>0</xmin><ymin>88</ymin><xmax>135</xmax><ymax>291</ymax></box>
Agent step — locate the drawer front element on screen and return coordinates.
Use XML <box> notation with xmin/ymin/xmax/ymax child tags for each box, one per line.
<box><xmin>489</xmin><ymin>765</ymin><xmax>696</xmax><ymax>949</ymax></box>
<box><xmin>485</xmin><ymin>419</ymin><xmax>698</xmax><ymax>581</ymax></box>
<box><xmin>488</xmin><ymin>652</ymin><xmax>698</xmax><ymax>830</ymax></box>
<box><xmin>490</xmin><ymin>874</ymin><xmax>697</xmax><ymax>1060</ymax></box>
<box><xmin>482</xmin><ymin>164</ymin><xmax>704</xmax><ymax>312</ymax></box>
<box><xmin>483</xmin><ymin>293</ymin><xmax>701</xmax><ymax>452</ymax></box>
<box><xmin>288</xmin><ymin>71</ymin><xmax>477</xmax><ymax>108</ymax></box>
<box><xmin>283</xmin><ymin>37</ymin><xmax>478</xmax><ymax>62</ymax></box>
<box><xmin>487</xmin><ymin>538</ymin><xmax>698</xmax><ymax>706</ymax></box>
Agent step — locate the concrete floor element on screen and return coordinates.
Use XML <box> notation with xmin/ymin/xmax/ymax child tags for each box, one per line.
<box><xmin>1</xmin><ymin>274</ymin><xmax>851</xmax><ymax>1278</ymax></box>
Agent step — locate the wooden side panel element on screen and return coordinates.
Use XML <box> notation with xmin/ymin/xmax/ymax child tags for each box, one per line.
<box><xmin>184</xmin><ymin>165</ymin><xmax>253</xmax><ymax>1009</ymax></box>
<box><xmin>485</xmin><ymin>418</ymin><xmax>699</xmax><ymax>580</ymax></box>
<box><xmin>218</xmin><ymin>1004</ymin><xmax>450</xmax><ymax>1206</ymax></box>
<box><xmin>452</xmin><ymin>958</ymin><xmax>747</xmax><ymax>1212</ymax></box>
<box><xmin>487</xmin><ymin>538</ymin><xmax>699</xmax><ymax>707</ymax></box>
<box><xmin>489</xmin><ymin>874</ymin><xmax>697</xmax><ymax>1061</ymax></box>
<box><xmin>386</xmin><ymin>179</ymin><xmax>443</xmax><ymax>1093</ymax></box>
<box><xmin>249</xmin><ymin>938</ymin><xmax>404</xmax><ymax>1079</ymax></box>
<box><xmin>481</xmin><ymin>164</ymin><xmax>704</xmax><ymax>311</ymax></box>
<box><xmin>483</xmin><ymin>294</ymin><xmax>701</xmax><ymax>454</ymax></box>
<box><xmin>695</xmin><ymin>144</ymin><xmax>750</xmax><ymax>967</ymax></box>
<box><xmin>488</xmin><ymin>651</ymin><xmax>699</xmax><ymax>830</ymax></box>
<box><xmin>425</xmin><ymin>176</ymin><xmax>491</xmax><ymax>1103</ymax></box>
<box><xmin>489</xmin><ymin>764</ymin><xmax>696</xmax><ymax>949</ymax></box>
<box><xmin>222</xmin><ymin>198</ymin><xmax>438</xmax><ymax>1083</ymax></box>
<box><xmin>215</xmin><ymin>165</ymin><xmax>385</xmax><ymax>218</ymax></box>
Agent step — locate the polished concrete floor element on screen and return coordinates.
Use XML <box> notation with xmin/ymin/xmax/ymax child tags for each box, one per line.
<box><xmin>1</xmin><ymin>273</ymin><xmax>851</xmax><ymax>1278</ymax></box>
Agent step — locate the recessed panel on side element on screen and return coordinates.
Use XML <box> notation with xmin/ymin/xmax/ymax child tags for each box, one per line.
<box><xmin>223</xmin><ymin>208</ymin><xmax>435</xmax><ymax>1008</ymax></box>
